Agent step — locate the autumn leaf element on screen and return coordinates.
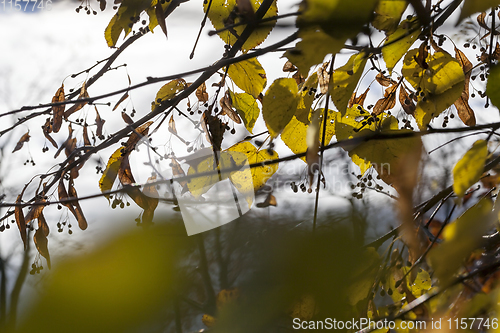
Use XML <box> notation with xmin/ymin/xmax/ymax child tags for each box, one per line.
<box><xmin>151</xmin><ymin>79</ymin><xmax>186</xmax><ymax>111</ymax></box>
<box><xmin>219</xmin><ymin>91</ymin><xmax>241</xmax><ymax>124</ymax></box>
<box><xmin>95</xmin><ymin>106</ymin><xmax>106</xmax><ymax>140</ymax></box>
<box><xmin>34</xmin><ymin>228</ymin><xmax>51</xmax><ymax>269</ymax></box>
<box><xmin>64</xmin><ymin>82</ymin><xmax>89</xmax><ymax>119</ymax></box>
<box><xmin>262</xmin><ymin>78</ymin><xmax>299</xmax><ymax>138</ymax></box>
<box><xmin>330</xmin><ymin>52</ymin><xmax>367</xmax><ymax>115</ymax></box>
<box><xmin>15</xmin><ymin>185</ymin><xmax>28</xmax><ymax>250</ymax></box>
<box><xmin>42</xmin><ymin>118</ymin><xmax>58</xmax><ymax>149</ymax></box>
<box><xmin>372</xmin><ymin>83</ymin><xmax>398</xmax><ymax>116</ymax></box>
<box><xmin>228</xmin><ymin>90</ymin><xmax>259</xmax><ymax>133</ymax></box>
<box><xmin>196</xmin><ymin>82</ymin><xmax>209</xmax><ymax>103</ymax></box>
<box><xmin>453</xmin><ymin>139</ymin><xmax>488</xmax><ymax>198</ymax></box>
<box><xmin>168</xmin><ymin>115</ymin><xmax>177</xmax><ymax>135</ymax></box>
<box><xmin>204</xmin><ymin>0</ymin><xmax>277</xmax><ymax>52</ymax></box>
<box><xmin>256</xmin><ymin>192</ymin><xmax>277</xmax><ymax>208</ymax></box>
<box><xmin>227</xmin><ymin>58</ymin><xmax>267</xmax><ymax>98</ymax></box>
<box><xmin>295</xmin><ymin>72</ymin><xmax>318</xmax><ymax>125</ymax></box>
<box><xmin>12</xmin><ymin>131</ymin><xmax>30</xmax><ymax>153</ymax></box>
<box><xmin>51</xmin><ymin>84</ymin><xmax>65</xmax><ymax>133</ymax></box>
<box><xmin>112</xmin><ymin>92</ymin><xmax>129</xmax><ymax>111</ymax></box>
<box><xmin>428</xmin><ymin>198</ymin><xmax>494</xmax><ymax>285</ymax></box>
<box><xmin>382</xmin><ymin>18</ymin><xmax>420</xmax><ymax>74</ymax></box>
<box><xmin>99</xmin><ymin>148</ymin><xmax>123</xmax><ymax>199</ymax></box>
<box><xmin>372</xmin><ymin>0</ymin><xmax>408</xmax><ymax>34</ymax></box>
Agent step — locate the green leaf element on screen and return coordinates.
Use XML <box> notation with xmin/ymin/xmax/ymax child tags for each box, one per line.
<box><xmin>295</xmin><ymin>72</ymin><xmax>319</xmax><ymax>124</ymax></box>
<box><xmin>428</xmin><ymin>198</ymin><xmax>494</xmax><ymax>285</ymax></box>
<box><xmin>486</xmin><ymin>64</ymin><xmax>500</xmax><ymax>109</ymax></box>
<box><xmin>458</xmin><ymin>0</ymin><xmax>500</xmax><ymax>23</ymax></box>
<box><xmin>329</xmin><ymin>53</ymin><xmax>368</xmax><ymax>115</ymax></box>
<box><xmin>227</xmin><ymin>142</ymin><xmax>279</xmax><ymax>205</ymax></box>
<box><xmin>228</xmin><ymin>90</ymin><xmax>260</xmax><ymax>133</ymax></box>
<box><xmin>382</xmin><ymin>18</ymin><xmax>420</xmax><ymax>74</ymax></box>
<box><xmin>262</xmin><ymin>78</ymin><xmax>299</xmax><ymax>138</ymax></box>
<box><xmin>104</xmin><ymin>0</ymin><xmax>153</xmax><ymax>47</ymax></box>
<box><xmin>285</xmin><ymin>28</ymin><xmax>344</xmax><ymax>76</ymax></box>
<box><xmin>151</xmin><ymin>79</ymin><xmax>186</xmax><ymax>111</ymax></box>
<box><xmin>282</xmin><ymin>109</ymin><xmax>335</xmax><ymax>162</ymax></box>
<box><xmin>372</xmin><ymin>0</ymin><xmax>408</xmax><ymax>34</ymax></box>
<box><xmin>227</xmin><ymin>58</ymin><xmax>267</xmax><ymax>98</ymax></box>
<box><xmin>299</xmin><ymin>0</ymin><xmax>378</xmax><ymax>40</ymax></box>
<box><xmin>453</xmin><ymin>139</ymin><xmax>488</xmax><ymax>198</ymax></box>
<box><xmin>99</xmin><ymin>148</ymin><xmax>123</xmax><ymax>200</ymax></box>
<box><xmin>204</xmin><ymin>0</ymin><xmax>278</xmax><ymax>52</ymax></box>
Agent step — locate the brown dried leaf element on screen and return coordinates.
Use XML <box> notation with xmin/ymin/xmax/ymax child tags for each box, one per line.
<box><xmin>454</xmin><ymin>96</ymin><xmax>476</xmax><ymax>126</ymax></box>
<box><xmin>477</xmin><ymin>12</ymin><xmax>489</xmax><ymax>30</ymax></box>
<box><xmin>54</xmin><ymin>125</ymin><xmax>73</xmax><ymax>159</ymax></box>
<box><xmin>83</xmin><ymin>125</ymin><xmax>91</xmax><ymax>146</ymax></box>
<box><xmin>25</xmin><ymin>198</ymin><xmax>46</xmax><ymax>225</ymax></box>
<box><xmin>292</xmin><ymin>71</ymin><xmax>305</xmax><ymax>86</ymax></box>
<box><xmin>171</xmin><ymin>158</ymin><xmax>187</xmax><ymax>188</ymax></box>
<box><xmin>38</xmin><ymin>212</ymin><xmax>50</xmax><ymax>237</ymax></box>
<box><xmin>64</xmin><ymin>83</ymin><xmax>89</xmax><ymax>119</ymax></box>
<box><xmin>375</xmin><ymin>73</ymin><xmax>394</xmax><ymax>87</ymax></box>
<box><xmin>15</xmin><ymin>185</ymin><xmax>28</xmax><ymax>250</ymax></box>
<box><xmin>201</xmin><ymin>111</ymin><xmax>225</xmax><ymax>152</ymax></box>
<box><xmin>12</xmin><ymin>131</ymin><xmax>30</xmax><ymax>153</ymax></box>
<box><xmin>373</xmin><ymin>84</ymin><xmax>397</xmax><ymax>115</ymax></box>
<box><xmin>455</xmin><ymin>47</ymin><xmax>473</xmax><ymax>79</ymax></box>
<box><xmin>399</xmin><ymin>86</ymin><xmax>416</xmax><ymax>115</ymax></box>
<box><xmin>95</xmin><ymin>106</ymin><xmax>105</xmax><ymax>140</ymax></box>
<box><xmin>416</xmin><ymin>42</ymin><xmax>429</xmax><ymax>69</ymax></box>
<box><xmin>220</xmin><ymin>91</ymin><xmax>241</xmax><ymax>124</ymax></box>
<box><xmin>68</xmin><ymin>180</ymin><xmax>88</xmax><ymax>230</ymax></box>
<box><xmin>283</xmin><ymin>60</ymin><xmax>297</xmax><ymax>72</ymax></box>
<box><xmin>42</xmin><ymin>118</ymin><xmax>58</xmax><ymax>149</ymax></box>
<box><xmin>168</xmin><ymin>115</ymin><xmax>177</xmax><ymax>135</ymax></box>
<box><xmin>112</xmin><ymin>92</ymin><xmax>129</xmax><ymax>111</ymax></box>
<box><xmin>317</xmin><ymin>62</ymin><xmax>330</xmax><ymax>94</ymax></box>
<box><xmin>348</xmin><ymin>87</ymin><xmax>370</xmax><ymax>108</ymax></box>
<box><xmin>156</xmin><ymin>2</ymin><xmax>168</xmax><ymax>39</ymax></box>
<box><xmin>65</xmin><ymin>138</ymin><xmax>77</xmax><ymax>158</ymax></box>
<box><xmin>256</xmin><ymin>192</ymin><xmax>277</xmax><ymax>208</ymax></box>
<box><xmin>58</xmin><ymin>178</ymin><xmax>77</xmax><ymax>218</ymax></box>
<box><xmin>51</xmin><ymin>84</ymin><xmax>65</xmax><ymax>133</ymax></box>
<box><xmin>123</xmin><ymin>121</ymin><xmax>153</xmax><ymax>156</ymax></box>
<box><xmin>196</xmin><ymin>82</ymin><xmax>209</xmax><ymax>103</ymax></box>
<box><xmin>122</xmin><ymin>112</ymin><xmax>134</xmax><ymax>125</ymax></box>
<box><xmin>494</xmin><ymin>42</ymin><xmax>500</xmax><ymax>60</ymax></box>
<box><xmin>34</xmin><ymin>228</ymin><xmax>51</xmax><ymax>269</ymax></box>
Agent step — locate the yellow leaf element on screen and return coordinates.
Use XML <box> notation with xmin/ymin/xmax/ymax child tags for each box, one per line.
<box><xmin>428</xmin><ymin>198</ymin><xmax>494</xmax><ymax>285</ymax></box>
<box><xmin>145</xmin><ymin>0</ymin><xmax>171</xmax><ymax>34</ymax></box>
<box><xmin>227</xmin><ymin>58</ymin><xmax>266</xmax><ymax>98</ymax></box>
<box><xmin>458</xmin><ymin>0</ymin><xmax>500</xmax><ymax>23</ymax></box>
<box><xmin>372</xmin><ymin>0</ymin><xmax>408</xmax><ymax>34</ymax></box>
<box><xmin>104</xmin><ymin>0</ymin><xmax>152</xmax><ymax>47</ymax></box>
<box><xmin>262</xmin><ymin>78</ymin><xmax>299</xmax><ymax>138</ymax></box>
<box><xmin>453</xmin><ymin>139</ymin><xmax>488</xmax><ymax>198</ymax></box>
<box><xmin>186</xmin><ymin>151</ymin><xmax>235</xmax><ymax>198</ymax></box>
<box><xmin>295</xmin><ymin>72</ymin><xmax>319</xmax><ymax>124</ymax></box>
<box><xmin>204</xmin><ymin>0</ymin><xmax>278</xmax><ymax>52</ymax></box>
<box><xmin>285</xmin><ymin>28</ymin><xmax>345</xmax><ymax>76</ymax></box>
<box><xmin>151</xmin><ymin>79</ymin><xmax>186</xmax><ymax>111</ymax></box>
<box><xmin>382</xmin><ymin>18</ymin><xmax>420</xmax><ymax>74</ymax></box>
<box><xmin>282</xmin><ymin>109</ymin><xmax>335</xmax><ymax>162</ymax></box>
<box><xmin>228</xmin><ymin>90</ymin><xmax>259</xmax><ymax>133</ymax></box>
<box><xmin>227</xmin><ymin>142</ymin><xmax>278</xmax><ymax>199</ymax></box>
<box><xmin>99</xmin><ymin>148</ymin><xmax>123</xmax><ymax>200</ymax></box>
<box><xmin>402</xmin><ymin>49</ymin><xmax>464</xmax><ymax>95</ymax></box>
<box><xmin>334</xmin><ymin>105</ymin><xmax>421</xmax><ymax>177</ymax></box>
<box><xmin>202</xmin><ymin>314</ymin><xmax>216</xmax><ymax>327</ymax></box>
<box><xmin>407</xmin><ymin>268</ymin><xmax>432</xmax><ymax>297</ymax></box>
<box><xmin>329</xmin><ymin>52</ymin><xmax>367</xmax><ymax>115</ymax></box>
<box><xmin>413</xmin><ymin>81</ymin><xmax>464</xmax><ymax>129</ymax></box>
